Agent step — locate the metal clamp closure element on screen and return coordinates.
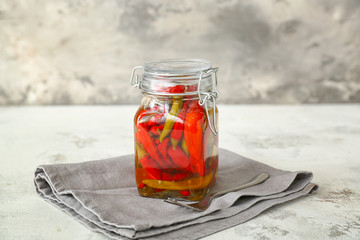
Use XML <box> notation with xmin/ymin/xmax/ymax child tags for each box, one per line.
<box><xmin>130</xmin><ymin>66</ymin><xmax>144</xmax><ymax>88</ymax></box>
<box><xmin>198</xmin><ymin>67</ymin><xmax>219</xmax><ymax>136</ymax></box>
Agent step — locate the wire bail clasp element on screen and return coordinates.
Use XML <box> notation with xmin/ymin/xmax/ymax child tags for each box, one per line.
<box><xmin>198</xmin><ymin>67</ymin><xmax>219</xmax><ymax>136</ymax></box>
<box><xmin>130</xmin><ymin>66</ymin><xmax>144</xmax><ymax>88</ymax></box>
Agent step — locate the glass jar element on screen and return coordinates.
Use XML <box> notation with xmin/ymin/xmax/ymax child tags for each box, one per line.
<box><xmin>130</xmin><ymin>59</ymin><xmax>219</xmax><ymax>201</ymax></box>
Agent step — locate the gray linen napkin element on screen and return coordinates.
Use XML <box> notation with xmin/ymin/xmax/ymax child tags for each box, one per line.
<box><xmin>34</xmin><ymin>148</ymin><xmax>318</xmax><ymax>239</ymax></box>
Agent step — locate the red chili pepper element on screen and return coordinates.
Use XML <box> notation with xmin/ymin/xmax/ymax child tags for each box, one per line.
<box><xmin>147</xmin><ymin>113</ymin><xmax>165</xmax><ymax>127</ymax></box>
<box><xmin>165</xmin><ymin>85</ymin><xmax>186</xmax><ymax>94</ymax></box>
<box><xmin>138</xmin><ymin>182</ymin><xmax>145</xmax><ymax>189</ymax></box>
<box><xmin>150</xmin><ymin>124</ymin><xmax>164</xmax><ymax>136</ymax></box>
<box><xmin>136</xmin><ymin>109</ymin><xmax>164</xmax><ymax>129</ymax></box>
<box><xmin>205</xmin><ymin>158</ymin><xmax>218</xmax><ymax>175</ymax></box>
<box><xmin>161</xmin><ymin>172</ymin><xmax>173</xmax><ymax>181</ymax></box>
<box><xmin>162</xmin><ymin>172</ymin><xmax>188</xmax><ymax>181</ymax></box>
<box><xmin>157</xmin><ymin>138</ymin><xmax>174</xmax><ymax>168</ymax></box>
<box><xmin>158</xmin><ymin>137</ymin><xmax>168</xmax><ymax>158</ymax></box>
<box><xmin>155</xmin><ymin>188</ymin><xmax>166</xmax><ymax>192</ymax></box>
<box><xmin>187</xmin><ymin>84</ymin><xmax>198</xmax><ymax>92</ymax></box>
<box><xmin>167</xmin><ymin>145</ymin><xmax>191</xmax><ymax>171</ymax></box>
<box><xmin>136</xmin><ymin>109</ymin><xmax>152</xmax><ymax>126</ymax></box>
<box><xmin>171</xmin><ymin>172</ymin><xmax>189</xmax><ymax>180</ymax></box>
<box><xmin>170</xmin><ymin>101</ymin><xmax>189</xmax><ymax>148</ymax></box>
<box><xmin>138</xmin><ymin>155</ymin><xmax>162</xmax><ymax>180</ymax></box>
<box><xmin>184</xmin><ymin>101</ymin><xmax>205</xmax><ymax>176</ymax></box>
<box><xmin>179</xmin><ymin>190</ymin><xmax>190</xmax><ymax>196</ymax></box>
<box><xmin>135</xmin><ymin>124</ymin><xmax>162</xmax><ymax>164</ymax></box>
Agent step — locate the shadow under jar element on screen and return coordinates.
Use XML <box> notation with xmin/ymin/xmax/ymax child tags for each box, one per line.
<box><xmin>130</xmin><ymin>59</ymin><xmax>219</xmax><ymax>201</ymax></box>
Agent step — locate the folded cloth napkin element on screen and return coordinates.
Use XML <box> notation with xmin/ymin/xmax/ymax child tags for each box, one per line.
<box><xmin>34</xmin><ymin>148</ymin><xmax>318</xmax><ymax>240</ymax></box>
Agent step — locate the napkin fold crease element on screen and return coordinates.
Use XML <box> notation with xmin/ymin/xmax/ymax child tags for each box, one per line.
<box><xmin>34</xmin><ymin>148</ymin><xmax>318</xmax><ymax>239</ymax></box>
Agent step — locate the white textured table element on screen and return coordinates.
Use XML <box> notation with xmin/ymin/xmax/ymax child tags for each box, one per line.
<box><xmin>1</xmin><ymin>105</ymin><xmax>359</xmax><ymax>239</ymax></box>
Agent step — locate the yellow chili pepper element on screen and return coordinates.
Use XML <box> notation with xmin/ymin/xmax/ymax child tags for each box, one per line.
<box><xmin>142</xmin><ymin>171</ymin><xmax>213</xmax><ymax>190</ymax></box>
<box><xmin>159</xmin><ymin>98</ymin><xmax>183</xmax><ymax>142</ymax></box>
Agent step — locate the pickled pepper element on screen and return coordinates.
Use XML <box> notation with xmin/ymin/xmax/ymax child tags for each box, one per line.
<box><xmin>162</xmin><ymin>172</ymin><xmax>188</xmax><ymax>181</ymax></box>
<box><xmin>135</xmin><ymin>142</ymin><xmax>148</xmax><ymax>159</ymax></box>
<box><xmin>181</xmin><ymin>138</ymin><xmax>190</xmax><ymax>156</ymax></box>
<box><xmin>157</xmin><ymin>138</ymin><xmax>174</xmax><ymax>168</ymax></box>
<box><xmin>142</xmin><ymin>171</ymin><xmax>214</xmax><ymax>190</ymax></box>
<box><xmin>167</xmin><ymin>145</ymin><xmax>191</xmax><ymax>170</ymax></box>
<box><xmin>135</xmin><ymin>124</ymin><xmax>162</xmax><ymax>163</ymax></box>
<box><xmin>166</xmin><ymin>85</ymin><xmax>186</xmax><ymax>94</ymax></box>
<box><xmin>159</xmin><ymin>99</ymin><xmax>183</xmax><ymax>142</ymax></box>
<box><xmin>137</xmin><ymin>109</ymin><xmax>164</xmax><ymax>129</ymax></box>
<box><xmin>158</xmin><ymin>85</ymin><xmax>186</xmax><ymax>142</ymax></box>
<box><xmin>170</xmin><ymin>101</ymin><xmax>189</xmax><ymax>148</ymax></box>
<box><xmin>147</xmin><ymin>113</ymin><xmax>165</xmax><ymax>128</ymax></box>
<box><xmin>138</xmin><ymin>155</ymin><xmax>162</xmax><ymax>180</ymax></box>
<box><xmin>184</xmin><ymin>101</ymin><xmax>205</xmax><ymax>176</ymax></box>
<box><xmin>150</xmin><ymin>124</ymin><xmax>164</xmax><ymax>136</ymax></box>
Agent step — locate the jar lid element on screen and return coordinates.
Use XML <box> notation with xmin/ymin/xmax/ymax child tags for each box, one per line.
<box><xmin>133</xmin><ymin>58</ymin><xmax>214</xmax><ymax>96</ymax></box>
<box><xmin>144</xmin><ymin>59</ymin><xmax>212</xmax><ymax>75</ymax></box>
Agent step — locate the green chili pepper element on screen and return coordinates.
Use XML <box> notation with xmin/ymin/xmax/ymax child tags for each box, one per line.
<box><xmin>181</xmin><ymin>138</ymin><xmax>190</xmax><ymax>156</ymax></box>
<box><xmin>159</xmin><ymin>99</ymin><xmax>183</xmax><ymax>142</ymax></box>
<box><xmin>135</xmin><ymin>142</ymin><xmax>148</xmax><ymax>160</ymax></box>
<box><xmin>170</xmin><ymin>100</ymin><xmax>189</xmax><ymax>148</ymax></box>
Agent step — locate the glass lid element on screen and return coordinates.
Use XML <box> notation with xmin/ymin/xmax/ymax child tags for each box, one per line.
<box><xmin>144</xmin><ymin>59</ymin><xmax>212</xmax><ymax>75</ymax></box>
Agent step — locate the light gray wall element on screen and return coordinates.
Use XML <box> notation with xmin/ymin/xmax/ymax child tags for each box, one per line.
<box><xmin>0</xmin><ymin>0</ymin><xmax>359</xmax><ymax>105</ymax></box>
